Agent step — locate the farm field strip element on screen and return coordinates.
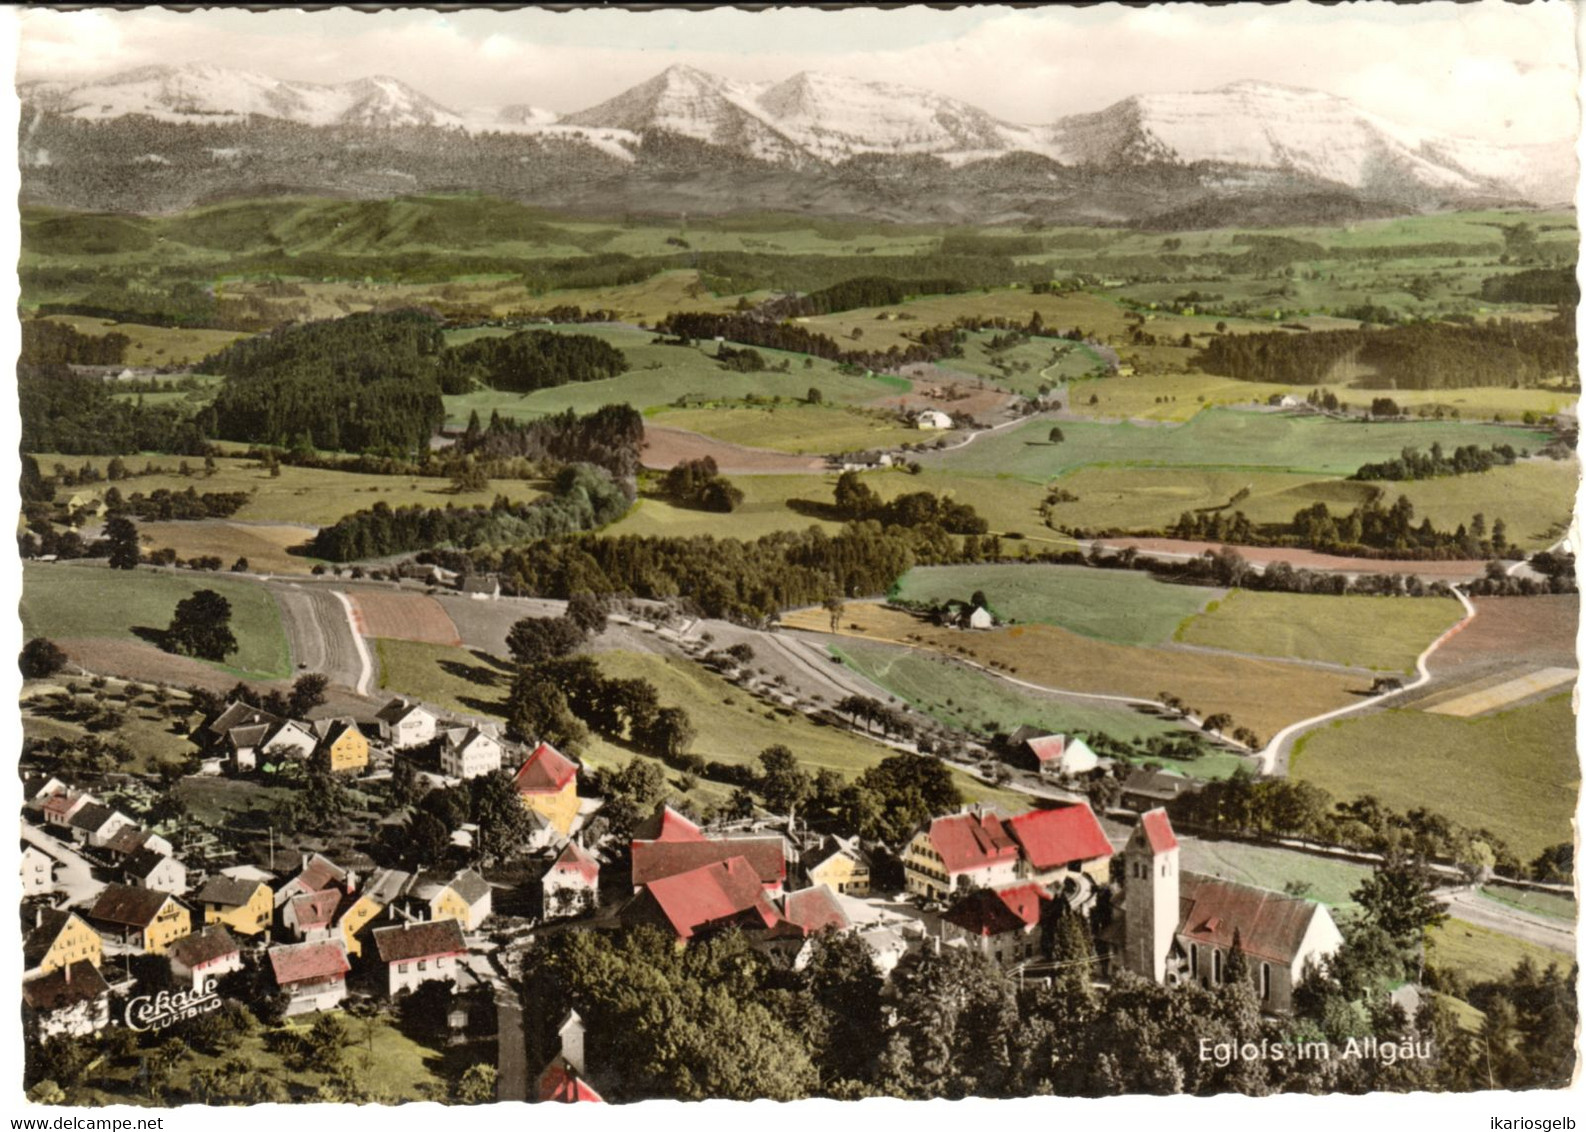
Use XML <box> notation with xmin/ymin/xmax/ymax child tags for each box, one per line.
<box><xmin>1423</xmin><ymin>666</ymin><xmax>1577</xmax><ymax>717</ymax></box>
<box><xmin>348</xmin><ymin>591</ymin><xmax>462</xmax><ymax>646</ymax></box>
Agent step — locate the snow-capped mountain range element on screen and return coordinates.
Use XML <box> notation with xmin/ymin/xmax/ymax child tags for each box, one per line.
<box><xmin>17</xmin><ymin>62</ymin><xmax>1576</xmax><ymax>220</ymax></box>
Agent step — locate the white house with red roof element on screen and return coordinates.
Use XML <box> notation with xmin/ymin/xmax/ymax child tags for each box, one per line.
<box><xmin>1010</xmin><ymin>733</ymin><xmax>1099</xmax><ymax>777</ymax></box>
<box><xmin>1118</xmin><ymin>808</ymin><xmax>1342</xmax><ymax>1013</ymax></box>
<box><xmin>268</xmin><ymin>940</ymin><xmax>351</xmax><ymax>1015</ymax></box>
<box><xmin>1005</xmin><ymin>803</ymin><xmax>1114</xmax><ymax>886</ymax></box>
<box><xmin>542</xmin><ymin>841</ymin><xmax>600</xmax><ymax>919</ymax></box>
<box><xmin>902</xmin><ymin>805</ymin><xmax>1021</xmax><ymax>901</ymax></box>
<box><xmin>941</xmin><ymin>882</ymin><xmax>1052</xmax><ymax>967</ymax></box>
<box><xmin>372</xmin><ymin>919</ymin><xmax>467</xmax><ymax>997</ymax></box>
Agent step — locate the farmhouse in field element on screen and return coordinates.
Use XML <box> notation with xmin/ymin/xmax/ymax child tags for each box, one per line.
<box><xmin>1113</xmin><ymin>809</ymin><xmax>1342</xmax><ymax>1013</ymax></box>
<box><xmin>1007</xmin><ymin>733</ymin><xmax>1099</xmax><ymax>777</ymax></box>
<box><xmin>915</xmin><ymin>409</ymin><xmax>953</xmax><ymax>430</ymax></box>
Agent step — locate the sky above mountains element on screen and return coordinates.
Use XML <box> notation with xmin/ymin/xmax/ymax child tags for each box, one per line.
<box><xmin>14</xmin><ymin>2</ymin><xmax>1579</xmax><ymax>145</ymax></box>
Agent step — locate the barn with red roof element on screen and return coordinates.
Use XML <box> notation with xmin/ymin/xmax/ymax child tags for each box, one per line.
<box><xmin>628</xmin><ymin>857</ymin><xmax>783</xmax><ymax>942</ymax></box>
<box><xmin>1006</xmin><ymin>803</ymin><xmax>1114</xmax><ymax>885</ymax></box>
<box><xmin>630</xmin><ymin>834</ymin><xmax>789</xmax><ymax>896</ymax></box>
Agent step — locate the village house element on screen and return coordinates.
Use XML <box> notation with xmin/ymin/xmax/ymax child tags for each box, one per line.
<box><xmin>1008</xmin><ymin>733</ymin><xmax>1100</xmax><ymax>777</ymax></box>
<box><xmin>275</xmin><ymin>852</ymin><xmax>351</xmax><ymax>909</ymax></box>
<box><xmin>392</xmin><ymin>867</ymin><xmax>493</xmax><ymax>931</ymax></box>
<box><xmin>1119</xmin><ymin>767</ymin><xmax>1200</xmax><ymax>813</ymax></box>
<box><xmin>440</xmin><ymin>724</ymin><xmax>504</xmax><ymax>780</ymax></box>
<box><xmin>542</xmin><ymin>841</ymin><xmax>600</xmax><ymax>919</ymax></box>
<box><xmin>903</xmin><ymin>806</ymin><xmax>1022</xmax><ymax>901</ymax></box>
<box><xmin>372</xmin><ymin>919</ymin><xmax>468</xmax><ymax>997</ymax></box>
<box><xmin>87</xmin><ymin>884</ymin><xmax>191</xmax><ymax>955</ymax></box>
<box><xmin>24</xmin><ymin>908</ymin><xmax>103</xmax><ymax>976</ymax></box>
<box><xmin>1115</xmin><ymin>809</ymin><xmax>1343</xmax><ymax>1013</ymax></box>
<box><xmin>629</xmin><ymin>857</ymin><xmax>783</xmax><ymax>943</ymax></box>
<box><xmin>915</xmin><ymin>408</ymin><xmax>953</xmax><ymax>430</ymax></box>
<box><xmin>631</xmin><ymin>830</ymin><xmax>790</xmax><ymax>898</ymax></box>
<box><xmin>775</xmin><ymin>884</ymin><xmax>850</xmax><ymax>939</ymax></box>
<box><xmin>102</xmin><ymin>825</ymin><xmax>174</xmax><ymax>862</ymax></box>
<box><xmin>1005</xmin><ymin>803</ymin><xmax>1114</xmax><ymax>887</ymax></box>
<box><xmin>801</xmin><ymin>834</ymin><xmax>871</xmax><ymax>896</ymax></box>
<box><xmin>66</xmin><ymin>801</ymin><xmax>136</xmax><ymax>849</ymax></box>
<box><xmin>40</xmin><ymin>789</ymin><xmax>92</xmax><ymax>829</ymax></box>
<box><xmin>376</xmin><ymin>698</ymin><xmax>440</xmax><ymax>749</ymax></box>
<box><xmin>941</xmin><ymin>882</ymin><xmax>1051</xmax><ymax>968</ymax></box>
<box><xmin>168</xmin><ymin>925</ymin><xmax>242</xmax><ymax>991</ymax></box>
<box><xmin>513</xmin><ymin>742</ymin><xmax>580</xmax><ymax>838</ymax></box>
<box><xmin>20</xmin><ymin>843</ymin><xmax>57</xmax><ymax>897</ymax></box>
<box><xmin>201</xmin><ymin>701</ymin><xmax>319</xmax><ymax>772</ymax></box>
<box><xmin>122</xmin><ymin>847</ymin><xmax>187</xmax><ymax>895</ymax></box>
<box><xmin>196</xmin><ymin>875</ymin><xmax>274</xmax><ymax>937</ymax></box>
<box><xmin>23</xmin><ymin>961</ymin><xmax>112</xmax><ymax>1041</ymax></box>
<box><xmin>313</xmin><ymin>718</ymin><xmax>372</xmax><ymax>774</ymax></box>
<box><xmin>283</xmin><ymin>889</ymin><xmax>342</xmax><ymax>943</ymax></box>
<box><xmin>256</xmin><ymin>719</ymin><xmax>319</xmax><ymax>768</ymax></box>
<box><xmin>268</xmin><ymin>940</ymin><xmax>352</xmax><ymax>1016</ymax></box>
<box><xmin>459</xmin><ymin>573</ymin><xmax>501</xmax><ymax>600</ymax></box>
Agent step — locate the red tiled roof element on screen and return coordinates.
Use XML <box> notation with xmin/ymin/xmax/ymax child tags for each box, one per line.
<box><xmin>1025</xmin><ymin>734</ymin><xmax>1067</xmax><ymax>764</ymax></box>
<box><xmin>268</xmin><ymin>941</ymin><xmax>350</xmax><ymax>987</ymax></box>
<box><xmin>514</xmin><ymin>742</ymin><xmax>578</xmax><ymax>793</ymax></box>
<box><xmin>548</xmin><ymin>841</ymin><xmax>600</xmax><ymax>885</ymax></box>
<box><xmin>1006</xmin><ymin>804</ymin><xmax>1113</xmax><ymax>871</ymax></box>
<box><xmin>631</xmin><ymin>803</ymin><xmax>704</xmax><ymax>843</ymax></box>
<box><xmin>373</xmin><ymin>919</ymin><xmax>466</xmax><ymax>964</ymax></box>
<box><xmin>631</xmin><ymin>836</ymin><xmax>786</xmax><ymax>889</ymax></box>
<box><xmin>778</xmin><ymin>885</ymin><xmax>850</xmax><ymax>937</ymax></box>
<box><xmin>928</xmin><ymin>810</ymin><xmax>1020</xmax><ymax>875</ymax></box>
<box><xmin>293</xmin><ymin>854</ymin><xmax>348</xmax><ymax>895</ymax></box>
<box><xmin>538</xmin><ymin>1056</ymin><xmax>604</xmax><ymax>1103</ymax></box>
<box><xmin>640</xmin><ymin>857</ymin><xmax>781</xmax><ymax>941</ymax></box>
<box><xmin>944</xmin><ymin>883</ymin><xmax>1050</xmax><ymax>937</ymax></box>
<box><xmin>23</xmin><ymin>961</ymin><xmax>110</xmax><ymax>1012</ymax></box>
<box><xmin>290</xmin><ymin>889</ymin><xmax>341</xmax><ymax>930</ymax></box>
<box><xmin>1177</xmin><ymin>873</ymin><xmax>1321</xmax><ymax>966</ymax></box>
<box><xmin>1140</xmin><ymin>809</ymin><xmax>1179</xmax><ymax>854</ymax></box>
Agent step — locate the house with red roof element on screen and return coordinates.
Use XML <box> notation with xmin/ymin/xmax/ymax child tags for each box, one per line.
<box><xmin>542</xmin><ymin>841</ymin><xmax>600</xmax><ymax>919</ymax></box>
<box><xmin>629</xmin><ymin>857</ymin><xmax>783</xmax><ymax>942</ymax></box>
<box><xmin>630</xmin><ymin>834</ymin><xmax>789</xmax><ymax>897</ymax></box>
<box><xmin>1116</xmin><ymin>808</ymin><xmax>1342</xmax><ymax>1013</ymax></box>
<box><xmin>1006</xmin><ymin>803</ymin><xmax>1114</xmax><ymax>886</ymax></box>
<box><xmin>631</xmin><ymin>802</ymin><xmax>704</xmax><ymax>843</ymax></box>
<box><xmin>942</xmin><ymin>882</ymin><xmax>1052</xmax><ymax>967</ymax></box>
<box><xmin>1008</xmin><ymin>733</ymin><xmax>1099</xmax><ymax>778</ymax></box>
<box><xmin>372</xmin><ymin>919</ymin><xmax>467</xmax><ymax>997</ymax></box>
<box><xmin>902</xmin><ymin>806</ymin><xmax>1021</xmax><ymax>901</ymax></box>
<box><xmin>513</xmin><ymin>742</ymin><xmax>580</xmax><ymax>839</ymax></box>
<box><xmin>268</xmin><ymin>940</ymin><xmax>351</xmax><ymax>1015</ymax></box>
<box><xmin>776</xmin><ymin>884</ymin><xmax>851</xmax><ymax>939</ymax></box>
<box><xmin>283</xmin><ymin>889</ymin><xmax>343</xmax><ymax>942</ymax></box>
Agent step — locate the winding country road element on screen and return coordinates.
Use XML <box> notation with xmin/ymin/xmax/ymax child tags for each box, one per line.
<box><xmin>1440</xmin><ymin>887</ymin><xmax>1577</xmax><ymax>956</ymax></box>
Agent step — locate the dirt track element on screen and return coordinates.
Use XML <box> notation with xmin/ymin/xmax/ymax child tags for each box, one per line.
<box><xmin>270</xmin><ymin>584</ymin><xmax>366</xmax><ymax>692</ymax></box>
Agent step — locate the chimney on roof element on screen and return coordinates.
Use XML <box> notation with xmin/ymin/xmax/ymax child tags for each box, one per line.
<box><xmin>63</xmin><ymin>962</ymin><xmax>71</xmax><ymax>984</ymax></box>
<box><xmin>35</xmin><ymin>905</ymin><xmax>44</xmax><ymax>930</ymax></box>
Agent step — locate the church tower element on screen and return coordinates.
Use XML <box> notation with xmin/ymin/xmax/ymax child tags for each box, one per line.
<box><xmin>1122</xmin><ymin>808</ymin><xmax>1180</xmax><ymax>982</ymax></box>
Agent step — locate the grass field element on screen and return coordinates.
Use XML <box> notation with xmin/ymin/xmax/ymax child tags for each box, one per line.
<box><xmin>783</xmin><ymin>602</ymin><xmax>1361</xmax><ymax>742</ymax></box>
<box><xmin>647</xmin><ymin>404</ymin><xmax>924</xmax><ymax>454</ymax></box>
<box><xmin>1396</xmin><ymin>459</ymin><xmax>1578</xmax><ymax>552</ymax></box>
<box><xmin>21</xmin><ymin>678</ymin><xmax>198</xmax><ymax>775</ymax></box>
<box><xmin>1290</xmin><ymin>694</ymin><xmax>1577</xmax><ymax>861</ymax></box>
<box><xmin>924</xmin><ymin>410</ymin><xmax>1552</xmax><ymax>481</ymax></box>
<box><xmin>609</xmin><ymin>474</ymin><xmax>844</xmax><ymax>540</ymax></box>
<box><xmin>1038</xmin><ymin>465</ymin><xmax>1377</xmax><ymax>533</ymax></box>
<box><xmin>138</xmin><ymin>521</ymin><xmax>326</xmax><ymax>574</ymax></box>
<box><xmin>1175</xmin><ymin>590</ymin><xmax>1465</xmax><ymax>673</ymax></box>
<box><xmin>36</xmin><ymin>454</ymin><xmax>549</xmax><ymax>528</ymax></box>
<box><xmin>827</xmin><ymin>640</ymin><xmax>1253</xmax><ymax>780</ymax></box>
<box><xmin>1427</xmin><ymin>919</ymin><xmax>1575</xmax><ymax>988</ymax></box>
<box><xmin>21</xmin><ymin>562</ymin><xmax>292</xmax><ymax>681</ymax></box>
<box><xmin>1175</xmin><ymin>836</ymin><xmax>1373</xmax><ymax>912</ymax></box>
<box><xmin>891</xmin><ymin>564</ymin><xmax>1219</xmax><ymax>646</ymax></box>
<box><xmin>1476</xmin><ymin>885</ymin><xmax>1577</xmax><ymax>924</ymax></box>
<box><xmin>36</xmin><ymin>314</ymin><xmax>248</xmax><ymax>366</ymax></box>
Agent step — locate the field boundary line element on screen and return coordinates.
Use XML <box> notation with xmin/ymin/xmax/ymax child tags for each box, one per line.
<box><xmin>1260</xmin><ymin>585</ymin><xmax>1477</xmax><ymax>776</ymax></box>
<box><xmin>333</xmin><ymin>590</ymin><xmax>374</xmax><ymax>696</ymax></box>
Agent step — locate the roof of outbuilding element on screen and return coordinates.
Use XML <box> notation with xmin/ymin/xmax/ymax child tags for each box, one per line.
<box><xmin>639</xmin><ymin>857</ymin><xmax>781</xmax><ymax>941</ymax></box>
<box><xmin>123</xmin><ymin>847</ymin><xmax>180</xmax><ymax>881</ymax></box>
<box><xmin>630</xmin><ymin>803</ymin><xmax>703</xmax><ymax>843</ymax></box>
<box><xmin>196</xmin><ymin>875</ymin><xmax>266</xmax><ymax>907</ymax></box>
<box><xmin>268</xmin><ymin>940</ymin><xmax>350</xmax><ymax>986</ymax></box>
<box><xmin>168</xmin><ymin>925</ymin><xmax>239</xmax><ymax>968</ymax></box>
<box><xmin>631</xmin><ymin>835</ymin><xmax>786</xmax><ymax>889</ymax></box>
<box><xmin>944</xmin><ymin>883</ymin><xmax>1050</xmax><ymax>937</ymax></box>
<box><xmin>289</xmin><ymin>889</ymin><xmax>341</xmax><ymax>930</ymax></box>
<box><xmin>777</xmin><ymin>885</ymin><xmax>850</xmax><ymax>938</ymax></box>
<box><xmin>1006</xmin><ymin>804</ymin><xmax>1113</xmax><ymax>871</ymax></box>
<box><xmin>23</xmin><ymin>961</ymin><xmax>110</xmax><ymax>1012</ymax></box>
<box><xmin>537</xmin><ymin>1056</ymin><xmax>604</xmax><ymax>1103</ymax></box>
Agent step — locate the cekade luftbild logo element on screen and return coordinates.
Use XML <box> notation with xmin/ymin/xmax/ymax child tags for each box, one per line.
<box><xmin>123</xmin><ymin>978</ymin><xmax>222</xmax><ymax>1033</ymax></box>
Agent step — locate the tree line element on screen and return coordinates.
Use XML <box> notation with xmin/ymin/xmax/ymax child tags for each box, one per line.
<box><xmin>1350</xmin><ymin>442</ymin><xmax>1520</xmax><ymax>482</ymax></box>
<box><xmin>20</xmin><ymin>319</ymin><xmax>130</xmax><ymax>366</ymax></box>
<box><xmin>19</xmin><ymin>366</ymin><xmax>209</xmax><ymax>456</ymax></box>
<box><xmin>437</xmin><ymin>328</ymin><xmax>628</xmax><ymax>394</ymax></box>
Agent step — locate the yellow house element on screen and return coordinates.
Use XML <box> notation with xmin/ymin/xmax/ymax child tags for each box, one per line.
<box><xmin>513</xmin><ymin>742</ymin><xmax>579</xmax><ymax>837</ymax></box>
<box><xmin>802</xmin><ymin>835</ymin><xmax>872</xmax><ymax>897</ymax></box>
<box><xmin>315</xmin><ymin>719</ymin><xmax>370</xmax><ymax>775</ymax></box>
<box><xmin>338</xmin><ymin>892</ymin><xmax>383</xmax><ymax>958</ymax></box>
<box><xmin>404</xmin><ymin>868</ymin><xmax>493</xmax><ymax>931</ymax></box>
<box><xmin>89</xmin><ymin>884</ymin><xmax>191</xmax><ymax>956</ymax></box>
<box><xmin>24</xmin><ymin>910</ymin><xmax>103</xmax><ymax>975</ymax></box>
<box><xmin>196</xmin><ymin>876</ymin><xmax>274</xmax><ymax>937</ymax></box>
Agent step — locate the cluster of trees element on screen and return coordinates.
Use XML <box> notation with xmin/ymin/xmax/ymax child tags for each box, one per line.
<box><xmin>437</xmin><ymin>328</ymin><xmax>627</xmax><ymax>394</ymax></box>
<box><xmin>461</xmin><ymin>404</ymin><xmax>644</xmax><ymax>483</ymax></box>
<box><xmin>1351</xmin><ymin>443</ymin><xmax>1519</xmax><ymax>482</ymax></box>
<box><xmin>1196</xmin><ymin>314</ymin><xmax>1575</xmax><ymax>390</ymax></box>
<box><xmin>758</xmin><ymin>275</ymin><xmax>972</xmax><ymax>320</ymax></box>
<box><xmin>507</xmin><ymin>655</ymin><xmax>693</xmax><ymax>765</ymax></box>
<box><xmin>658</xmin><ymin>457</ymin><xmax>744</xmax><ymax>513</ymax></box>
<box><xmin>833</xmin><ymin>471</ymin><xmax>988</xmax><ymax>534</ymax></box>
<box><xmin>1479</xmin><ymin>267</ymin><xmax>1578</xmax><ymax>305</ymax></box>
<box><xmin>104</xmin><ymin>486</ymin><xmax>251</xmax><ymax>521</ymax></box>
<box><xmin>654</xmin><ymin>311</ymin><xmax>964</xmax><ymax>372</ymax></box>
<box><xmin>204</xmin><ymin>309</ymin><xmax>448</xmax><ymax>454</ymax></box>
<box><xmin>20</xmin><ymin>319</ymin><xmax>130</xmax><ymax>365</ymax></box>
<box><xmin>308</xmin><ymin>463</ymin><xmax>631</xmax><ymax>561</ymax></box>
<box><xmin>164</xmin><ymin>589</ymin><xmax>237</xmax><ymax>662</ymax></box>
<box><xmin>1167</xmin><ymin>496</ymin><xmax>1512</xmax><ymax>560</ymax></box>
<box><xmin>19</xmin><ymin>367</ymin><xmax>208</xmax><ymax>455</ymax></box>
